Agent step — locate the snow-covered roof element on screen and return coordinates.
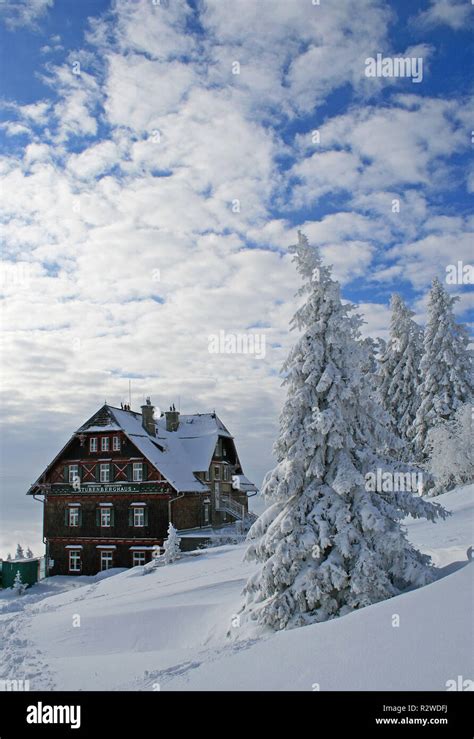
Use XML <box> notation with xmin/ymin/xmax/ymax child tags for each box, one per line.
<box><xmin>29</xmin><ymin>403</ymin><xmax>256</xmax><ymax>496</ymax></box>
<box><xmin>76</xmin><ymin>405</ymin><xmax>239</xmax><ymax>494</ymax></box>
<box><xmin>3</xmin><ymin>557</ymin><xmax>40</xmax><ymax>563</ymax></box>
<box><xmin>158</xmin><ymin>413</ymin><xmax>233</xmax><ymax>474</ymax></box>
<box><xmin>232</xmin><ymin>474</ymin><xmax>258</xmax><ymax>493</ymax></box>
<box><xmin>77</xmin><ymin>424</ymin><xmax>121</xmax><ymax>432</ymax></box>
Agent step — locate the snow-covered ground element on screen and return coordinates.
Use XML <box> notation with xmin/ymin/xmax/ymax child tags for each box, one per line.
<box><xmin>1</xmin><ymin>485</ymin><xmax>472</xmax><ymax>691</ymax></box>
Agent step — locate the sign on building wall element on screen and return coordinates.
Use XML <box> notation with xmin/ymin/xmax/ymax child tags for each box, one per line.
<box><xmin>50</xmin><ymin>484</ymin><xmax>168</xmax><ymax>494</ymax></box>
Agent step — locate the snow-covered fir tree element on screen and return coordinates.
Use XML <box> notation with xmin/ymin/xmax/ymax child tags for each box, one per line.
<box><xmin>25</xmin><ymin>547</ymin><xmax>34</xmax><ymax>559</ymax></box>
<box><xmin>15</xmin><ymin>544</ymin><xmax>24</xmax><ymax>560</ymax></box>
<box><xmin>414</xmin><ymin>278</ymin><xmax>473</xmax><ymax>458</ymax></box>
<box><xmin>426</xmin><ymin>403</ymin><xmax>474</xmax><ymax>495</ymax></box>
<box><xmin>361</xmin><ymin>337</ymin><xmax>378</xmax><ymax>376</ymax></box>
<box><xmin>378</xmin><ymin>294</ymin><xmax>423</xmax><ymax>454</ymax></box>
<box><xmin>6</xmin><ymin>553</ymin><xmax>12</xmax><ymax>561</ymax></box>
<box><xmin>163</xmin><ymin>523</ymin><xmax>181</xmax><ymax>564</ymax></box>
<box><xmin>12</xmin><ymin>571</ymin><xmax>26</xmax><ymax>595</ymax></box>
<box><xmin>240</xmin><ymin>232</ymin><xmax>446</xmax><ymax>631</ymax></box>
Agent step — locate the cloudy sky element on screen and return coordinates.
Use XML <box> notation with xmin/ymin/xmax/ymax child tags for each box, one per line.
<box><xmin>0</xmin><ymin>0</ymin><xmax>472</xmax><ymax>557</ymax></box>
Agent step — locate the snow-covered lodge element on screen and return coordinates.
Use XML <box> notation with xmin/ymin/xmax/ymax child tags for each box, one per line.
<box><xmin>27</xmin><ymin>400</ymin><xmax>257</xmax><ymax>576</ymax></box>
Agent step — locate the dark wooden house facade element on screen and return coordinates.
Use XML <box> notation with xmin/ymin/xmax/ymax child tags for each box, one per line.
<box><xmin>28</xmin><ymin>400</ymin><xmax>257</xmax><ymax>576</ymax></box>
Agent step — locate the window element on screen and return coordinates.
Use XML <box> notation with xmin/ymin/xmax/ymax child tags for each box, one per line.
<box><xmin>69</xmin><ymin>550</ymin><xmax>81</xmax><ymax>572</ymax></box>
<box><xmin>90</xmin><ymin>438</ymin><xmax>97</xmax><ymax>452</ymax></box>
<box><xmin>132</xmin><ymin>551</ymin><xmax>146</xmax><ymax>567</ymax></box>
<box><xmin>214</xmin><ymin>465</ymin><xmax>220</xmax><ymax>480</ymax></box>
<box><xmin>223</xmin><ymin>466</ymin><xmax>229</xmax><ymax>482</ymax></box>
<box><xmin>133</xmin><ymin>462</ymin><xmax>143</xmax><ymax>482</ymax></box>
<box><xmin>96</xmin><ymin>507</ymin><xmax>114</xmax><ymax>527</ymax></box>
<box><xmin>68</xmin><ymin>464</ymin><xmax>79</xmax><ymax>483</ymax></box>
<box><xmin>101</xmin><ymin>437</ymin><xmax>109</xmax><ymax>452</ymax></box>
<box><xmin>68</xmin><ymin>508</ymin><xmax>80</xmax><ymax>527</ymax></box>
<box><xmin>100</xmin><ymin>551</ymin><xmax>113</xmax><ymax>571</ymax></box>
<box><xmin>100</xmin><ymin>508</ymin><xmax>111</xmax><ymax>527</ymax></box>
<box><xmin>129</xmin><ymin>505</ymin><xmax>148</xmax><ymax>528</ymax></box>
<box><xmin>133</xmin><ymin>507</ymin><xmax>145</xmax><ymax>527</ymax></box>
<box><xmin>100</xmin><ymin>463</ymin><xmax>110</xmax><ymax>483</ymax></box>
<box><xmin>203</xmin><ymin>503</ymin><xmax>210</xmax><ymax>525</ymax></box>
<box><xmin>112</xmin><ymin>436</ymin><xmax>121</xmax><ymax>451</ymax></box>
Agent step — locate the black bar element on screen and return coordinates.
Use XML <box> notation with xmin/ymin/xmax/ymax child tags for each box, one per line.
<box><xmin>0</xmin><ymin>691</ymin><xmax>471</xmax><ymax>737</ymax></box>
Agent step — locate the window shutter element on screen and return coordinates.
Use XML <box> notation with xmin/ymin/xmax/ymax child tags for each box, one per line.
<box><xmin>95</xmin><ymin>465</ymin><xmax>100</xmax><ymax>482</ymax></box>
<box><xmin>109</xmin><ymin>463</ymin><xmax>113</xmax><ymax>482</ymax></box>
<box><xmin>78</xmin><ymin>465</ymin><xmax>83</xmax><ymax>481</ymax></box>
<box><xmin>96</xmin><ymin>508</ymin><xmax>100</xmax><ymax>526</ymax></box>
<box><xmin>127</xmin><ymin>464</ymin><xmax>132</xmax><ymax>482</ymax></box>
<box><xmin>143</xmin><ymin>463</ymin><xmax>148</xmax><ymax>481</ymax></box>
<box><xmin>128</xmin><ymin>508</ymin><xmax>133</xmax><ymax>526</ymax></box>
<box><xmin>144</xmin><ymin>507</ymin><xmax>149</xmax><ymax>526</ymax></box>
<box><xmin>78</xmin><ymin>508</ymin><xmax>82</xmax><ymax>526</ymax></box>
<box><xmin>110</xmin><ymin>508</ymin><xmax>115</xmax><ymax>527</ymax></box>
<box><xmin>64</xmin><ymin>465</ymin><xmax>69</xmax><ymax>482</ymax></box>
<box><xmin>64</xmin><ymin>507</ymin><xmax>69</xmax><ymax>525</ymax></box>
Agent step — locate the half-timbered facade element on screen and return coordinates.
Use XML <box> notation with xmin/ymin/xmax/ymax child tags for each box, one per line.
<box><xmin>28</xmin><ymin>400</ymin><xmax>257</xmax><ymax>576</ymax></box>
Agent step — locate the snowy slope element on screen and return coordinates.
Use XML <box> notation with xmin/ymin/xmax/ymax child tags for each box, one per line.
<box><xmin>405</xmin><ymin>484</ymin><xmax>473</xmax><ymax>568</ymax></box>
<box><xmin>1</xmin><ymin>485</ymin><xmax>472</xmax><ymax>691</ymax></box>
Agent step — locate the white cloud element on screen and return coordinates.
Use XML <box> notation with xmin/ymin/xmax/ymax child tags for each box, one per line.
<box><xmin>358</xmin><ymin>302</ymin><xmax>392</xmax><ymax>341</ymax></box>
<box><xmin>67</xmin><ymin>141</ymin><xmax>120</xmax><ymax>180</ymax></box>
<box><xmin>414</xmin><ymin>0</ymin><xmax>472</xmax><ymax>31</ymax></box>
<box><xmin>0</xmin><ymin>121</ymin><xmax>31</xmax><ymax>137</ymax></box>
<box><xmin>388</xmin><ymin>224</ymin><xmax>474</xmax><ymax>290</ymax></box>
<box><xmin>202</xmin><ymin>0</ymin><xmax>392</xmax><ymax>113</ymax></box>
<box><xmin>104</xmin><ymin>54</ymin><xmax>197</xmax><ymax>131</ymax></box>
<box><xmin>0</xmin><ymin>0</ymin><xmax>54</xmax><ymax>29</ymax></box>
<box><xmin>293</xmin><ymin>95</ymin><xmax>469</xmax><ymax>202</ymax></box>
<box><xmin>0</xmin><ymin>0</ymin><xmax>472</xmax><ymax>546</ymax></box>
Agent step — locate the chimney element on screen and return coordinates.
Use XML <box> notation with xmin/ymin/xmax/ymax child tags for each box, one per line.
<box><xmin>165</xmin><ymin>404</ymin><xmax>180</xmax><ymax>432</ymax></box>
<box><xmin>141</xmin><ymin>397</ymin><xmax>156</xmax><ymax>436</ymax></box>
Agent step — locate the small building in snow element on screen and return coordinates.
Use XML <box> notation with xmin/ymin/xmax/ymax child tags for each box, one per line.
<box><xmin>1</xmin><ymin>558</ymin><xmax>41</xmax><ymax>589</ymax></box>
<box><xmin>27</xmin><ymin>400</ymin><xmax>257</xmax><ymax>576</ymax></box>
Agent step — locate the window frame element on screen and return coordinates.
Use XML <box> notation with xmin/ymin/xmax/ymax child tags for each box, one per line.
<box><xmin>68</xmin><ymin>508</ymin><xmax>80</xmax><ymax>527</ymax></box>
<box><xmin>100</xmin><ymin>508</ymin><xmax>111</xmax><ymax>527</ymax></box>
<box><xmin>133</xmin><ymin>507</ymin><xmax>145</xmax><ymax>527</ymax></box>
<box><xmin>132</xmin><ymin>462</ymin><xmax>143</xmax><ymax>482</ymax></box>
<box><xmin>112</xmin><ymin>436</ymin><xmax>121</xmax><ymax>451</ymax></box>
<box><xmin>100</xmin><ymin>463</ymin><xmax>110</xmax><ymax>483</ymax></box>
<box><xmin>90</xmin><ymin>437</ymin><xmax>98</xmax><ymax>452</ymax></box>
<box><xmin>132</xmin><ymin>551</ymin><xmax>146</xmax><ymax>567</ymax></box>
<box><xmin>68</xmin><ymin>464</ymin><xmax>79</xmax><ymax>484</ymax></box>
<box><xmin>214</xmin><ymin>465</ymin><xmax>220</xmax><ymax>480</ymax></box>
<box><xmin>203</xmin><ymin>503</ymin><xmax>210</xmax><ymax>525</ymax></box>
<box><xmin>100</xmin><ymin>550</ymin><xmax>113</xmax><ymax>571</ymax></box>
<box><xmin>69</xmin><ymin>550</ymin><xmax>81</xmax><ymax>572</ymax></box>
<box><xmin>101</xmin><ymin>437</ymin><xmax>109</xmax><ymax>452</ymax></box>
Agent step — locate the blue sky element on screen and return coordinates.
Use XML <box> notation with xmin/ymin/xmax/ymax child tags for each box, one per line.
<box><xmin>0</xmin><ymin>0</ymin><xmax>472</xmax><ymax>556</ymax></box>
